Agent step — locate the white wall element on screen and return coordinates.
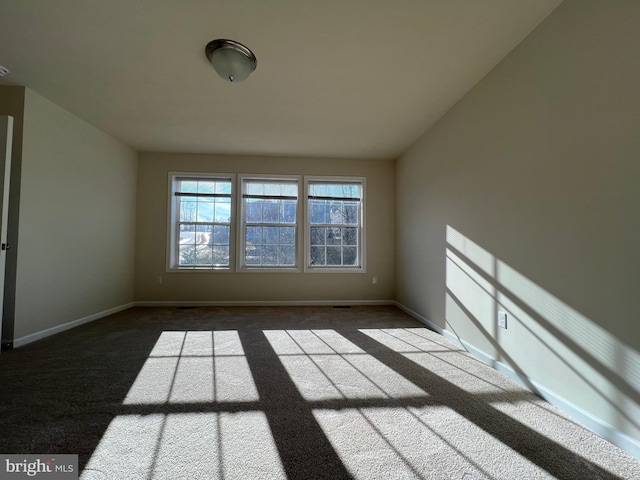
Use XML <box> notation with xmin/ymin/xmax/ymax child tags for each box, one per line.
<box><xmin>396</xmin><ymin>0</ymin><xmax>640</xmax><ymax>455</ymax></box>
<box><xmin>12</xmin><ymin>89</ymin><xmax>137</xmax><ymax>341</ymax></box>
<box><xmin>135</xmin><ymin>153</ymin><xmax>394</xmax><ymax>304</ymax></box>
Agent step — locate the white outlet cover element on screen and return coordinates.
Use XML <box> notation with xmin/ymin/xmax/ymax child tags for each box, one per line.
<box><xmin>498</xmin><ymin>311</ymin><xmax>508</xmax><ymax>329</ymax></box>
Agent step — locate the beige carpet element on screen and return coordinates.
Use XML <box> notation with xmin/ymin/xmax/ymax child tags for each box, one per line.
<box><xmin>0</xmin><ymin>306</ymin><xmax>638</xmax><ymax>479</ymax></box>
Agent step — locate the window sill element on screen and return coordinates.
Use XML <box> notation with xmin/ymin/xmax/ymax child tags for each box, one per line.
<box><xmin>238</xmin><ymin>266</ymin><xmax>302</xmax><ymax>273</ymax></box>
<box><xmin>304</xmin><ymin>266</ymin><xmax>366</xmax><ymax>273</ymax></box>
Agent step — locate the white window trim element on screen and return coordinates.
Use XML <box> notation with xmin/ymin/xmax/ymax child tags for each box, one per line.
<box><xmin>167</xmin><ymin>172</ymin><xmax>236</xmax><ymax>272</ymax></box>
<box><xmin>237</xmin><ymin>174</ymin><xmax>303</xmax><ymax>273</ymax></box>
<box><xmin>303</xmin><ymin>176</ymin><xmax>366</xmax><ymax>273</ymax></box>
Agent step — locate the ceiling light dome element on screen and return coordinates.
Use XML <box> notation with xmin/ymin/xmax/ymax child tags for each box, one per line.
<box><xmin>205</xmin><ymin>39</ymin><xmax>257</xmax><ymax>83</ymax></box>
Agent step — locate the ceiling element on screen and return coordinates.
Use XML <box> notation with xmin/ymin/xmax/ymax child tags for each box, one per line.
<box><xmin>0</xmin><ymin>1</ymin><xmax>562</xmax><ymax>160</ymax></box>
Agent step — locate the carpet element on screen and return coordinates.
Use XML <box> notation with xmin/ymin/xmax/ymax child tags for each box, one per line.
<box><xmin>0</xmin><ymin>306</ymin><xmax>638</xmax><ymax>479</ymax></box>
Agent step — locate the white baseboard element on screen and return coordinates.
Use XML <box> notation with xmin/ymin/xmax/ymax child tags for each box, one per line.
<box><xmin>394</xmin><ymin>301</ymin><xmax>446</xmax><ymax>334</ymax></box>
<box><xmin>394</xmin><ymin>301</ymin><xmax>640</xmax><ymax>462</ymax></box>
<box><xmin>134</xmin><ymin>299</ymin><xmax>395</xmax><ymax>307</ymax></box>
<box><xmin>12</xmin><ymin>302</ymin><xmax>134</xmax><ymax>348</ymax></box>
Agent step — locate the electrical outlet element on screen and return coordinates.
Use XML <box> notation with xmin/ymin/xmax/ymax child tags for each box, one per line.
<box><xmin>372</xmin><ymin>276</ymin><xmax>378</xmax><ymax>285</ymax></box>
<box><xmin>498</xmin><ymin>311</ymin><xmax>507</xmax><ymax>329</ymax></box>
<box><xmin>156</xmin><ymin>276</ymin><xmax>163</xmax><ymax>285</ymax></box>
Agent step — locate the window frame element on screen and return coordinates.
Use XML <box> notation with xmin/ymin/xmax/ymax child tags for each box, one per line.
<box><xmin>167</xmin><ymin>173</ymin><xmax>366</xmax><ymax>274</ymax></box>
<box><xmin>237</xmin><ymin>174</ymin><xmax>302</xmax><ymax>272</ymax></box>
<box><xmin>167</xmin><ymin>172</ymin><xmax>236</xmax><ymax>272</ymax></box>
<box><xmin>304</xmin><ymin>176</ymin><xmax>366</xmax><ymax>273</ymax></box>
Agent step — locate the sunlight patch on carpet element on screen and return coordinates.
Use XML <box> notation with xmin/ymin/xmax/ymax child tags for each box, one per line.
<box><xmin>265</xmin><ymin>329</ymin><xmax>427</xmax><ymax>401</ymax></box>
<box><xmin>82</xmin><ymin>412</ymin><xmax>284</xmax><ymax>480</ymax></box>
<box><xmin>123</xmin><ymin>330</ymin><xmax>259</xmax><ymax>405</ymax></box>
<box><xmin>313</xmin><ymin>406</ymin><xmax>552</xmax><ymax>480</ymax></box>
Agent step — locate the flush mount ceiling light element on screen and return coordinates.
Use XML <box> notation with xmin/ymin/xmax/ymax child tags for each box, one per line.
<box><xmin>205</xmin><ymin>39</ymin><xmax>257</xmax><ymax>83</ymax></box>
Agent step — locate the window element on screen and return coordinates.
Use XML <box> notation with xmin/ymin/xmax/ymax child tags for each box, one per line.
<box><xmin>168</xmin><ymin>173</ymin><xmax>365</xmax><ymax>273</ymax></box>
<box><xmin>240</xmin><ymin>177</ymin><xmax>299</xmax><ymax>269</ymax></box>
<box><xmin>169</xmin><ymin>174</ymin><xmax>233</xmax><ymax>269</ymax></box>
<box><xmin>306</xmin><ymin>178</ymin><xmax>364</xmax><ymax>270</ymax></box>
